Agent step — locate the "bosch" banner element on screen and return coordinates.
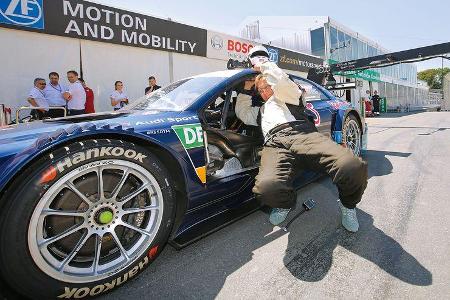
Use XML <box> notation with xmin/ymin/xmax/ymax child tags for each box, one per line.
<box><xmin>207</xmin><ymin>31</ymin><xmax>258</xmax><ymax>61</ymax></box>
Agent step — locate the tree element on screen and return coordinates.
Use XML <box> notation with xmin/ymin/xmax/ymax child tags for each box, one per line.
<box><xmin>418</xmin><ymin>68</ymin><xmax>450</xmax><ymax>89</ymax></box>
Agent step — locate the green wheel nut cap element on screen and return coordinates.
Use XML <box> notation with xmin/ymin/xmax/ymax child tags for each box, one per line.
<box><xmin>99</xmin><ymin>211</ymin><xmax>113</xmax><ymax>224</ymax></box>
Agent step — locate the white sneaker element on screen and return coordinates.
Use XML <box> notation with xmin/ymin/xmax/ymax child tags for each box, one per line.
<box><xmin>339</xmin><ymin>202</ymin><xmax>359</xmax><ymax>232</ymax></box>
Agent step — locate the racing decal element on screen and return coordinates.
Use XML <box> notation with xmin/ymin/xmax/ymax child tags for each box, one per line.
<box><xmin>146</xmin><ymin>129</ymin><xmax>171</xmax><ymax>135</ymax></box>
<box><xmin>48</xmin><ymin>147</ymin><xmax>147</xmax><ymax>177</ymax></box>
<box><xmin>327</xmin><ymin>100</ymin><xmax>349</xmax><ymax>110</ymax></box>
<box><xmin>40</xmin><ymin>166</ymin><xmax>57</xmax><ymax>184</ymax></box>
<box><xmin>172</xmin><ymin>123</ymin><xmax>207</xmax><ymax>184</ymax></box>
<box><xmin>171</xmin><ymin>124</ymin><xmax>204</xmax><ymax>150</ymax></box>
<box><xmin>305</xmin><ymin>103</ymin><xmax>321</xmax><ymax>126</ymax></box>
<box><xmin>135</xmin><ymin>115</ymin><xmax>199</xmax><ymax>126</ymax></box>
<box><xmin>195</xmin><ymin>166</ymin><xmax>207</xmax><ymax>184</ymax></box>
<box><xmin>58</xmin><ymin>256</ymin><xmax>150</xmax><ymax>299</ymax></box>
<box><xmin>148</xmin><ymin>245</ymin><xmax>159</xmax><ymax>260</ymax></box>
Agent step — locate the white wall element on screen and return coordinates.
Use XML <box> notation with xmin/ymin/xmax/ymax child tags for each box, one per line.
<box><xmin>172</xmin><ymin>54</ymin><xmax>225</xmax><ymax>82</ymax></box>
<box><xmin>80</xmin><ymin>40</ymin><xmax>170</xmax><ymax>112</ymax></box>
<box><xmin>0</xmin><ymin>28</ymin><xmax>79</xmax><ymax>109</ymax></box>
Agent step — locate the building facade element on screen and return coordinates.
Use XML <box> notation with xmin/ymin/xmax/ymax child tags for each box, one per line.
<box><xmin>241</xmin><ymin>16</ymin><xmax>429</xmax><ymax>112</ymax></box>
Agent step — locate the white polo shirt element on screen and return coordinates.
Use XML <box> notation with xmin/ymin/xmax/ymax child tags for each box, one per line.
<box><xmin>28</xmin><ymin>87</ymin><xmax>49</xmax><ymax>111</ymax></box>
<box><xmin>44</xmin><ymin>83</ymin><xmax>67</xmax><ymax>107</ymax></box>
<box><xmin>110</xmin><ymin>90</ymin><xmax>128</xmax><ymax>109</ymax></box>
<box><xmin>66</xmin><ymin>81</ymin><xmax>86</xmax><ymax>110</ymax></box>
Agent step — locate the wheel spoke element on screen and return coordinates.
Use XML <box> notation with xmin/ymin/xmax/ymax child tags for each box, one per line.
<box><xmin>92</xmin><ymin>234</ymin><xmax>103</xmax><ymax>275</ymax></box>
<box><xmin>57</xmin><ymin>230</ymin><xmax>91</xmax><ymax>271</ymax></box>
<box><xmin>120</xmin><ymin>222</ymin><xmax>152</xmax><ymax>237</ymax></box>
<box><xmin>119</xmin><ymin>183</ymin><xmax>149</xmax><ymax>205</ymax></box>
<box><xmin>42</xmin><ymin>209</ymin><xmax>85</xmax><ymax>218</ymax></box>
<box><xmin>110</xmin><ymin>169</ymin><xmax>130</xmax><ymax>200</ymax></box>
<box><xmin>347</xmin><ymin>141</ymin><xmax>356</xmax><ymax>150</ymax></box>
<box><xmin>123</xmin><ymin>205</ymin><xmax>159</xmax><ymax>215</ymax></box>
<box><xmin>66</xmin><ymin>182</ymin><xmax>94</xmax><ymax>206</ymax></box>
<box><xmin>38</xmin><ymin>223</ymin><xmax>84</xmax><ymax>247</ymax></box>
<box><xmin>97</xmin><ymin>167</ymin><xmax>104</xmax><ymax>200</ymax></box>
<box><xmin>110</xmin><ymin>230</ymin><xmax>130</xmax><ymax>260</ymax></box>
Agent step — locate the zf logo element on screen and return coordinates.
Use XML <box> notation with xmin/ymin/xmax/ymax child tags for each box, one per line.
<box><xmin>267</xmin><ymin>48</ymin><xmax>279</xmax><ymax>63</ymax></box>
<box><xmin>0</xmin><ymin>0</ymin><xmax>44</xmax><ymax>29</ymax></box>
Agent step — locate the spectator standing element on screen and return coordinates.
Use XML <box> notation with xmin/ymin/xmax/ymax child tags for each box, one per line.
<box><xmin>371</xmin><ymin>90</ymin><xmax>381</xmax><ymax>115</ymax></box>
<box><xmin>44</xmin><ymin>72</ymin><xmax>67</xmax><ymax>118</ymax></box>
<box><xmin>145</xmin><ymin>76</ymin><xmax>161</xmax><ymax>95</ymax></box>
<box><xmin>63</xmin><ymin>70</ymin><xmax>86</xmax><ymax>116</ymax></box>
<box><xmin>27</xmin><ymin>78</ymin><xmax>49</xmax><ymax>120</ymax></box>
<box><xmin>111</xmin><ymin>81</ymin><xmax>129</xmax><ymax>111</ymax></box>
<box><xmin>79</xmin><ymin>78</ymin><xmax>95</xmax><ymax>113</ymax></box>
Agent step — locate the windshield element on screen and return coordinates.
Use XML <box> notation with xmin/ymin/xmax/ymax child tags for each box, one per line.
<box><xmin>124</xmin><ymin>76</ymin><xmax>226</xmax><ymax>111</ymax></box>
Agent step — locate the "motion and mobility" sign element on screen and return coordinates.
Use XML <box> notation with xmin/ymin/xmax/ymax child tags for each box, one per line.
<box><xmin>0</xmin><ymin>0</ymin><xmax>207</xmax><ymax>57</ymax></box>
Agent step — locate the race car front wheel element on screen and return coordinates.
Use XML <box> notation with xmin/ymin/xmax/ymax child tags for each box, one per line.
<box><xmin>342</xmin><ymin>114</ymin><xmax>362</xmax><ymax>156</ymax></box>
<box><xmin>0</xmin><ymin>139</ymin><xmax>175</xmax><ymax>299</ymax></box>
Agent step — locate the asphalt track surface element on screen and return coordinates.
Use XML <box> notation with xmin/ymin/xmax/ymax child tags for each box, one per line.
<box><xmin>101</xmin><ymin>111</ymin><xmax>449</xmax><ymax>300</ymax></box>
<box><xmin>2</xmin><ymin>112</ymin><xmax>449</xmax><ymax>299</ymax></box>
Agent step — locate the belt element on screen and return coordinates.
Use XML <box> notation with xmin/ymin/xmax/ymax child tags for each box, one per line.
<box><xmin>267</xmin><ymin>120</ymin><xmax>307</xmax><ymax>136</ymax></box>
<box><xmin>264</xmin><ymin>120</ymin><xmax>315</xmax><ymax>144</ymax></box>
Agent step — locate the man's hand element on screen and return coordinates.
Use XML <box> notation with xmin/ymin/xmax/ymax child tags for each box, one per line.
<box><xmin>63</xmin><ymin>92</ymin><xmax>72</xmax><ymax>101</ymax></box>
<box><xmin>244</xmin><ymin>80</ymin><xmax>254</xmax><ymax>90</ymax></box>
<box><xmin>252</xmin><ymin>66</ymin><xmax>261</xmax><ymax>72</ymax></box>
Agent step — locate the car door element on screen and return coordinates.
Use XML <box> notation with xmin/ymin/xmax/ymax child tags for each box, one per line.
<box><xmin>291</xmin><ymin>76</ymin><xmax>334</xmax><ymax>138</ymax></box>
<box><xmin>197</xmin><ymin>86</ymin><xmax>259</xmax><ymax>210</ymax></box>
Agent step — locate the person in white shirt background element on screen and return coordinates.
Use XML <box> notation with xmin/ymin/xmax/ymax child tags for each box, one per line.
<box><xmin>63</xmin><ymin>70</ymin><xmax>86</xmax><ymax>116</ymax></box>
<box><xmin>235</xmin><ymin>46</ymin><xmax>367</xmax><ymax>232</ymax></box>
<box><xmin>27</xmin><ymin>78</ymin><xmax>49</xmax><ymax>120</ymax></box>
<box><xmin>44</xmin><ymin>72</ymin><xmax>67</xmax><ymax>118</ymax></box>
<box><xmin>110</xmin><ymin>81</ymin><xmax>129</xmax><ymax>111</ymax></box>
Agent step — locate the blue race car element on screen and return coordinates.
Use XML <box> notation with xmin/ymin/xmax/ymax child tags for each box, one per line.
<box><xmin>0</xmin><ymin>69</ymin><xmax>366</xmax><ymax>299</ymax></box>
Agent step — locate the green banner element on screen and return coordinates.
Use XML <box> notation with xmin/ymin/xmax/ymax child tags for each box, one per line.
<box><xmin>380</xmin><ymin>97</ymin><xmax>387</xmax><ymax>113</ymax></box>
<box><xmin>329</xmin><ymin>59</ymin><xmax>381</xmax><ymax>82</ymax></box>
<box><xmin>172</xmin><ymin>123</ymin><xmax>204</xmax><ymax>150</ymax></box>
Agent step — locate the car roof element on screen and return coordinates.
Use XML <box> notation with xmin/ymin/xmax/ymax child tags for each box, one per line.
<box><xmin>190</xmin><ymin>69</ymin><xmax>247</xmax><ymax>79</ymax></box>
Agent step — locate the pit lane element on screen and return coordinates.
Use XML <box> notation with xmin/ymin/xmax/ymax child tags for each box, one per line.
<box><xmin>3</xmin><ymin>112</ymin><xmax>449</xmax><ymax>300</ymax></box>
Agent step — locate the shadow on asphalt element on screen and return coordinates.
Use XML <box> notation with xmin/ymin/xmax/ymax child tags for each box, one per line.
<box><xmin>283</xmin><ymin>207</ymin><xmax>432</xmax><ymax>286</ymax></box>
<box><xmin>363</xmin><ymin>150</ymin><xmax>411</xmax><ymax>179</ymax></box>
<box><xmin>283</xmin><ymin>149</ymin><xmax>431</xmax><ymax>286</ymax></box>
<box><xmin>105</xmin><ymin>149</ymin><xmax>431</xmax><ymax>299</ymax></box>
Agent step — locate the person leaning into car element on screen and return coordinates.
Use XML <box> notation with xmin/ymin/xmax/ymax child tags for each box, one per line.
<box><xmin>63</xmin><ymin>70</ymin><xmax>86</xmax><ymax>116</ymax></box>
<box><xmin>235</xmin><ymin>46</ymin><xmax>368</xmax><ymax>232</ymax></box>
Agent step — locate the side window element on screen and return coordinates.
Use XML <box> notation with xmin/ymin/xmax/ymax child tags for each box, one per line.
<box><xmin>204</xmin><ymin>93</ymin><xmax>227</xmax><ymax>128</ymax></box>
<box><xmin>292</xmin><ymin>78</ymin><xmax>330</xmax><ymax>102</ymax></box>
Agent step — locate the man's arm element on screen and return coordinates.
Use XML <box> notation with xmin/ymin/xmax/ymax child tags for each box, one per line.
<box><xmin>27</xmin><ymin>97</ymin><xmax>45</xmax><ymax>112</ymax></box>
<box><xmin>259</xmin><ymin>62</ymin><xmax>303</xmax><ymax>106</ymax></box>
<box><xmin>235</xmin><ymin>94</ymin><xmax>259</xmax><ymax>126</ymax></box>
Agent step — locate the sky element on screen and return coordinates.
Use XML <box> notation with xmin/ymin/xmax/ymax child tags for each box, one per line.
<box><xmin>99</xmin><ymin>0</ymin><xmax>449</xmax><ymax>71</ymax></box>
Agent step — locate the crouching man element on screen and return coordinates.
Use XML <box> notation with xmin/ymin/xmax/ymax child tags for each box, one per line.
<box><xmin>236</xmin><ymin>46</ymin><xmax>368</xmax><ymax>232</ymax></box>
